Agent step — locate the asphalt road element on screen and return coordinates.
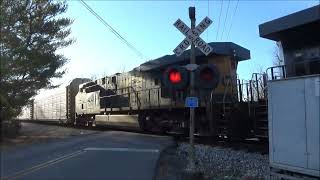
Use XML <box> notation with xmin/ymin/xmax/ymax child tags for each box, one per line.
<box><xmin>0</xmin><ymin>123</ymin><xmax>175</xmax><ymax>180</ymax></box>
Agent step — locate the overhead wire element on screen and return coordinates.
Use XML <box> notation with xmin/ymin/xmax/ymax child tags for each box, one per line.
<box><xmin>226</xmin><ymin>0</ymin><xmax>239</xmax><ymax>40</ymax></box>
<box><xmin>216</xmin><ymin>0</ymin><xmax>223</xmax><ymax>40</ymax></box>
<box><xmin>79</xmin><ymin>0</ymin><xmax>147</xmax><ymax>61</ymax></box>
<box><xmin>220</xmin><ymin>0</ymin><xmax>230</xmax><ymax>40</ymax></box>
<box><xmin>207</xmin><ymin>0</ymin><xmax>209</xmax><ymax>41</ymax></box>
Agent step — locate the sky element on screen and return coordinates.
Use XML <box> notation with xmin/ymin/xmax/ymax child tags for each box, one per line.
<box><xmin>42</xmin><ymin>0</ymin><xmax>319</xmax><ymax>96</ymax></box>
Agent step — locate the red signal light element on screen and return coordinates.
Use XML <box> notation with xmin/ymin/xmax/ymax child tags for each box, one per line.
<box><xmin>169</xmin><ymin>69</ymin><xmax>182</xmax><ymax>84</ymax></box>
<box><xmin>195</xmin><ymin>64</ymin><xmax>220</xmax><ymax>89</ymax></box>
<box><xmin>200</xmin><ymin>68</ymin><xmax>214</xmax><ymax>81</ymax></box>
<box><xmin>163</xmin><ymin>66</ymin><xmax>188</xmax><ymax>90</ymax></box>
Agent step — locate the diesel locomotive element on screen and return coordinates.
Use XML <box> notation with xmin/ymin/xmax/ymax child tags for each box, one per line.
<box><xmin>74</xmin><ymin>42</ymin><xmax>251</xmax><ymax>138</ymax></box>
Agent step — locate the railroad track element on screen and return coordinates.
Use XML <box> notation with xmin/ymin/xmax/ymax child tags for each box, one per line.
<box><xmin>20</xmin><ymin>120</ymin><xmax>268</xmax><ymax>154</ymax></box>
<box><xmin>19</xmin><ymin>120</ymin><xmax>169</xmax><ymax>136</ymax></box>
<box><xmin>174</xmin><ymin>135</ymin><xmax>269</xmax><ymax>155</ymax></box>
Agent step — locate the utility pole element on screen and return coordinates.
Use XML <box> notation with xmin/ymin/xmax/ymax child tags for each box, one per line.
<box><xmin>189</xmin><ymin>6</ymin><xmax>196</xmax><ymax>170</ymax></box>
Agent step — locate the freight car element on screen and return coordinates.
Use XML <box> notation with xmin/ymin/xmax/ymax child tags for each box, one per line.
<box><xmin>74</xmin><ymin>42</ymin><xmax>252</xmax><ymax>139</ymax></box>
<box><xmin>19</xmin><ymin>78</ymin><xmax>90</xmax><ymax>124</ymax></box>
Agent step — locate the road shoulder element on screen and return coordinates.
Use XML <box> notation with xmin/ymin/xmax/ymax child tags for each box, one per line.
<box><xmin>155</xmin><ymin>145</ymin><xmax>187</xmax><ymax>180</ymax></box>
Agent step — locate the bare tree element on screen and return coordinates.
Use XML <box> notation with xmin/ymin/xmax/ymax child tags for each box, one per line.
<box><xmin>116</xmin><ymin>65</ymin><xmax>126</xmax><ymax>74</ymax></box>
<box><xmin>90</xmin><ymin>74</ymin><xmax>97</xmax><ymax>81</ymax></box>
<box><xmin>100</xmin><ymin>70</ymin><xmax>108</xmax><ymax>78</ymax></box>
<box><xmin>273</xmin><ymin>44</ymin><xmax>284</xmax><ymax>66</ymax></box>
<box><xmin>271</xmin><ymin>45</ymin><xmax>286</xmax><ymax>79</ymax></box>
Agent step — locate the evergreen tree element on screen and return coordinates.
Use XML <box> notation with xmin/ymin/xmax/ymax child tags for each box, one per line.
<box><xmin>0</xmin><ymin>0</ymin><xmax>73</xmax><ymax>121</ymax></box>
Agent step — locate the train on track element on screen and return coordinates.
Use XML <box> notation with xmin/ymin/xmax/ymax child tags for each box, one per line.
<box><xmin>18</xmin><ymin>5</ymin><xmax>319</xmax><ymax>141</ymax></box>
<box><xmin>20</xmin><ymin>42</ymin><xmax>262</xmax><ymax>140</ymax></box>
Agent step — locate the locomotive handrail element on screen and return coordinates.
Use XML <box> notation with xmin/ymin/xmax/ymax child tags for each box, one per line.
<box><xmin>266</xmin><ymin>65</ymin><xmax>286</xmax><ymax>80</ymax></box>
<box><xmin>100</xmin><ymin>94</ymin><xmax>122</xmax><ymax>98</ymax></box>
<box><xmin>99</xmin><ymin>86</ymin><xmax>141</xmax><ymax>108</ymax></box>
<box><xmin>266</xmin><ymin>59</ymin><xmax>320</xmax><ymax>81</ymax></box>
<box><xmin>237</xmin><ymin>74</ymin><xmax>267</xmax><ymax>103</ymax></box>
<box><xmin>237</xmin><ymin>79</ymin><xmax>251</xmax><ymax>102</ymax></box>
<box><xmin>99</xmin><ymin>86</ymin><xmax>160</xmax><ymax>98</ymax></box>
<box><xmin>250</xmin><ymin>72</ymin><xmax>268</xmax><ymax>101</ymax></box>
<box><xmin>237</xmin><ymin>81</ymin><xmax>249</xmax><ymax>102</ymax></box>
<box><xmin>128</xmin><ymin>86</ymin><xmax>142</xmax><ymax>108</ymax></box>
<box><xmin>99</xmin><ymin>86</ymin><xmax>164</xmax><ymax>108</ymax></box>
<box><xmin>222</xmin><ymin>78</ymin><xmax>231</xmax><ymax>114</ymax></box>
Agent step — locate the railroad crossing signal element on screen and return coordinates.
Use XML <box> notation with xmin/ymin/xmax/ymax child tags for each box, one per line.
<box><xmin>162</xmin><ymin>64</ymin><xmax>220</xmax><ymax>90</ymax></box>
<box><xmin>170</xmin><ymin>8</ymin><xmax>214</xmax><ymax>171</ymax></box>
<box><xmin>173</xmin><ymin>17</ymin><xmax>213</xmax><ymax>56</ymax></box>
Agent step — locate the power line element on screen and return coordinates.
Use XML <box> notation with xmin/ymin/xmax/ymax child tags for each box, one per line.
<box><xmin>220</xmin><ymin>0</ymin><xmax>230</xmax><ymax>40</ymax></box>
<box><xmin>207</xmin><ymin>0</ymin><xmax>209</xmax><ymax>41</ymax></box>
<box><xmin>79</xmin><ymin>0</ymin><xmax>147</xmax><ymax>60</ymax></box>
<box><xmin>80</xmin><ymin>0</ymin><xmax>146</xmax><ymax>60</ymax></box>
<box><xmin>226</xmin><ymin>0</ymin><xmax>239</xmax><ymax>40</ymax></box>
<box><xmin>216</xmin><ymin>0</ymin><xmax>223</xmax><ymax>40</ymax></box>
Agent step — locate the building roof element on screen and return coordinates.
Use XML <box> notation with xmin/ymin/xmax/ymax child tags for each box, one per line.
<box><xmin>259</xmin><ymin>5</ymin><xmax>320</xmax><ymax>41</ymax></box>
<box><xmin>135</xmin><ymin>42</ymin><xmax>250</xmax><ymax>72</ymax></box>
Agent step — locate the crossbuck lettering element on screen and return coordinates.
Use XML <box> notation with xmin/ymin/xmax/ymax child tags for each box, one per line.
<box><xmin>173</xmin><ymin>17</ymin><xmax>213</xmax><ymax>56</ymax></box>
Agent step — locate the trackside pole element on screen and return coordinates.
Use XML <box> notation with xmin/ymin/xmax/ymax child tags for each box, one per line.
<box><xmin>189</xmin><ymin>6</ymin><xmax>196</xmax><ymax>170</ymax></box>
<box><xmin>172</xmin><ymin>6</ymin><xmax>213</xmax><ymax>178</ymax></box>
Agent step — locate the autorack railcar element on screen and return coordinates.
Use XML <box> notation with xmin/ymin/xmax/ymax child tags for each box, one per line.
<box><xmin>19</xmin><ymin>78</ymin><xmax>90</xmax><ymax>124</ymax></box>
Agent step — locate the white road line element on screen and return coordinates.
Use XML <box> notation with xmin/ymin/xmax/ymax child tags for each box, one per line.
<box><xmin>2</xmin><ymin>147</ymin><xmax>159</xmax><ymax>180</ymax></box>
<box><xmin>2</xmin><ymin>150</ymin><xmax>85</xmax><ymax>180</ymax></box>
<box><xmin>84</xmin><ymin>147</ymin><xmax>160</xmax><ymax>153</ymax></box>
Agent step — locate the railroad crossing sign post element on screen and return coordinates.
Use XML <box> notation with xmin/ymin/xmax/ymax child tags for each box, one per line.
<box><xmin>173</xmin><ymin>7</ymin><xmax>213</xmax><ymax>171</ymax></box>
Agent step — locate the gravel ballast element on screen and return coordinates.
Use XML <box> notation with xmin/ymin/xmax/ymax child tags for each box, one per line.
<box><xmin>176</xmin><ymin>142</ymin><xmax>269</xmax><ymax>179</ymax></box>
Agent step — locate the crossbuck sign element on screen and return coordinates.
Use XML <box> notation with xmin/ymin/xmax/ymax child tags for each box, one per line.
<box><xmin>173</xmin><ymin>17</ymin><xmax>213</xmax><ymax>56</ymax></box>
